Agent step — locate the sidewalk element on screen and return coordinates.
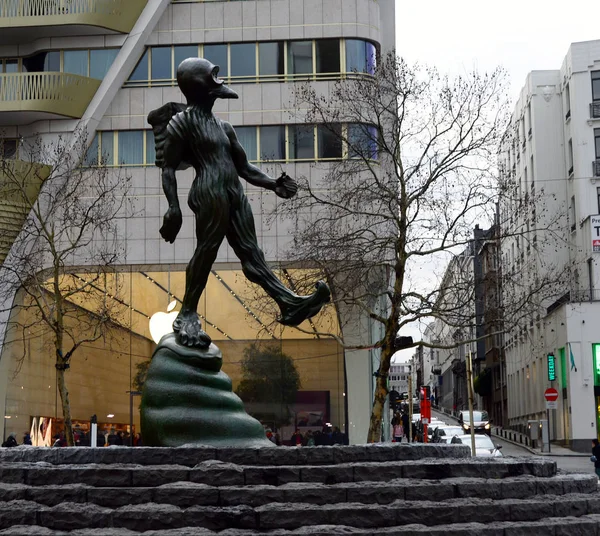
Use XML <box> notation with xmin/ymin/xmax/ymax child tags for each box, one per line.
<box><xmin>432</xmin><ymin>407</ymin><xmax>587</xmax><ymax>458</ymax></box>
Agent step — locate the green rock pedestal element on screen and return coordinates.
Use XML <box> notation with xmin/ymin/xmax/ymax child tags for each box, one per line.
<box><xmin>140</xmin><ymin>333</ymin><xmax>274</xmax><ymax>448</ymax></box>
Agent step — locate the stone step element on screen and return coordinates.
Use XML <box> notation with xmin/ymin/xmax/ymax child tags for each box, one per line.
<box><xmin>0</xmin><ymin>444</ymin><xmax>471</xmax><ymax>466</ymax></box>
<box><xmin>0</xmin><ymin>494</ymin><xmax>598</xmax><ymax>533</ymax></box>
<box><xmin>0</xmin><ymin>458</ymin><xmax>557</xmax><ymax>488</ymax></box>
<box><xmin>0</xmin><ymin>474</ymin><xmax>594</xmax><ymax>509</ymax></box>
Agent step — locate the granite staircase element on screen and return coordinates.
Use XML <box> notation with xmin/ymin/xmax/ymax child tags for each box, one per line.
<box><xmin>0</xmin><ymin>444</ymin><xmax>599</xmax><ymax>535</ymax></box>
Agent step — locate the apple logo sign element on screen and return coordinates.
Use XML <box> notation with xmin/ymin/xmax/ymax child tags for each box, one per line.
<box><xmin>149</xmin><ymin>300</ymin><xmax>179</xmax><ymax>344</ymax></box>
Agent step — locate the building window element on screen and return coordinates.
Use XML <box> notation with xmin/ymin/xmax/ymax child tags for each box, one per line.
<box><xmin>597</xmin><ymin>187</ymin><xmax>600</xmax><ymax>214</ymax></box>
<box><xmin>315</xmin><ymin>40</ymin><xmax>340</xmax><ymax>74</ymax></box>
<box><xmin>63</xmin><ymin>50</ymin><xmax>88</xmax><ymax>77</ymax></box>
<box><xmin>11</xmin><ymin>49</ymin><xmax>118</xmax><ymax>79</ymax></box>
<box><xmin>527</xmin><ymin>103</ymin><xmax>532</xmax><ymax>136</ymax></box>
<box><xmin>348</xmin><ymin>123</ymin><xmax>378</xmax><ymax>160</ymax></box>
<box><xmin>230</xmin><ymin>43</ymin><xmax>256</xmax><ymax>78</ymax></box>
<box><xmin>260</xmin><ymin>126</ymin><xmax>286</xmax><ymax>161</ymax></box>
<box><xmin>129</xmin><ymin>50</ymin><xmax>149</xmax><ymax>82</ymax></box>
<box><xmin>85</xmin><ymin>131</ymin><xmax>155</xmax><ymax>167</ymax></box>
<box><xmin>593</xmin><ymin>71</ymin><xmax>600</xmax><ymax>102</ymax></box>
<box><xmin>150</xmin><ymin>47</ymin><xmax>172</xmax><ymax>81</ymax></box>
<box><xmin>318</xmin><ymin>124</ymin><xmax>343</xmax><ymax>159</ymax></box>
<box><xmin>0</xmin><ymin>138</ymin><xmax>18</xmax><ymax>159</ymax></box>
<box><xmin>288</xmin><ymin>125</ymin><xmax>315</xmax><ymax>160</ymax></box>
<box><xmin>346</xmin><ymin>39</ymin><xmax>376</xmax><ymax>74</ymax></box>
<box><xmin>595</xmin><ymin>128</ymin><xmax>600</xmax><ymax>159</ymax></box>
<box><xmin>287</xmin><ymin>41</ymin><xmax>313</xmax><ymax>77</ymax></box>
<box><xmin>570</xmin><ymin>195</ymin><xmax>576</xmax><ymax>231</ymax></box>
<box><xmin>90</xmin><ymin>49</ymin><xmax>119</xmax><ymax>79</ymax></box>
<box><xmin>235</xmin><ymin>126</ymin><xmax>258</xmax><ymax>162</ymax></box>
<box><xmin>259</xmin><ymin>42</ymin><xmax>284</xmax><ymax>77</ymax></box>
<box><xmin>567</xmin><ymin>138</ymin><xmax>574</xmax><ymax>176</ymax></box>
<box><xmin>565</xmin><ymin>83</ymin><xmax>571</xmax><ymax>120</ymax></box>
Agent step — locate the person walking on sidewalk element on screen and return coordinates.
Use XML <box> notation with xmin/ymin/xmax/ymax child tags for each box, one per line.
<box><xmin>591</xmin><ymin>439</ymin><xmax>600</xmax><ymax>478</ymax></box>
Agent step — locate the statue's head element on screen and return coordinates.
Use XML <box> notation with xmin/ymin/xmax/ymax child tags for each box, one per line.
<box><xmin>176</xmin><ymin>58</ymin><xmax>238</xmax><ymax>104</ymax></box>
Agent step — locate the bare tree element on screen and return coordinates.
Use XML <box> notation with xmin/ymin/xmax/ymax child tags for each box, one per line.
<box><xmin>0</xmin><ymin>131</ymin><xmax>131</xmax><ymax>446</ymax></box>
<box><xmin>255</xmin><ymin>53</ymin><xmax>572</xmax><ymax>443</ymax></box>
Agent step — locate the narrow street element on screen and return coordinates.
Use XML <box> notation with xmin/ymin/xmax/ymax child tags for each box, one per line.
<box><xmin>430</xmin><ymin>409</ymin><xmax>595</xmax><ymax>475</ymax></box>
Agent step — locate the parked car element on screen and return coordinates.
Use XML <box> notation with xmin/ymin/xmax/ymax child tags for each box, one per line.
<box><xmin>451</xmin><ymin>434</ymin><xmax>503</xmax><ymax>457</ymax></box>
<box><xmin>458</xmin><ymin>410</ymin><xmax>491</xmax><ymax>435</ymax></box>
<box><xmin>431</xmin><ymin>425</ymin><xmax>463</xmax><ymax>443</ymax></box>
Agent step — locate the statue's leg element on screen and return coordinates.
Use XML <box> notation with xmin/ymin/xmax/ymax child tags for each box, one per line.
<box><xmin>226</xmin><ymin>193</ymin><xmax>330</xmax><ymax>326</ymax></box>
<box><xmin>173</xmin><ymin>195</ymin><xmax>229</xmax><ymax>348</ymax></box>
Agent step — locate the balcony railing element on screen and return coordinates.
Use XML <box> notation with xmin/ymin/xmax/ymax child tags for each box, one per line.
<box><xmin>591</xmin><ymin>102</ymin><xmax>600</xmax><ymax>119</ymax></box>
<box><xmin>0</xmin><ymin>159</ymin><xmax>50</xmax><ymax>265</ymax></box>
<box><xmin>594</xmin><ymin>159</ymin><xmax>600</xmax><ymax>178</ymax></box>
<box><xmin>0</xmin><ymin>72</ymin><xmax>101</xmax><ymax>120</ymax></box>
<box><xmin>0</xmin><ymin>0</ymin><xmax>147</xmax><ymax>34</ymax></box>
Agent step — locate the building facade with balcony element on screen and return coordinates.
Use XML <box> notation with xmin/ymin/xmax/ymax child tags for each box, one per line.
<box><xmin>0</xmin><ymin>0</ymin><xmax>397</xmax><ymax>445</ymax></box>
<box><xmin>499</xmin><ymin>40</ymin><xmax>600</xmax><ymax>451</ymax></box>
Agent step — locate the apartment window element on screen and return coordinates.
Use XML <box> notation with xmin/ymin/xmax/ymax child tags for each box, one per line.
<box><xmin>203</xmin><ymin>44</ymin><xmax>228</xmax><ymax>78</ymax></box>
<box><xmin>346</xmin><ymin>39</ymin><xmax>376</xmax><ymax>74</ymax></box>
<box><xmin>118</xmin><ymin>131</ymin><xmax>143</xmax><ymax>165</ymax></box>
<box><xmin>89</xmin><ymin>49</ymin><xmax>118</xmax><ymax>79</ymax></box>
<box><xmin>318</xmin><ymin>124</ymin><xmax>343</xmax><ymax>158</ymax></box>
<box><xmin>129</xmin><ymin>50</ymin><xmax>149</xmax><ymax>81</ymax></box>
<box><xmin>63</xmin><ymin>50</ymin><xmax>88</xmax><ymax>77</ymax></box>
<box><xmin>348</xmin><ymin>123</ymin><xmax>378</xmax><ymax>160</ymax></box>
<box><xmin>235</xmin><ymin>126</ymin><xmax>257</xmax><ymax>162</ymax></box>
<box><xmin>174</xmin><ymin>45</ymin><xmax>198</xmax><ymax>70</ymax></box>
<box><xmin>288</xmin><ymin>125</ymin><xmax>315</xmax><ymax>160</ymax></box>
<box><xmin>570</xmin><ymin>195</ymin><xmax>576</xmax><ymax>231</ymax></box>
<box><xmin>85</xmin><ymin>131</ymin><xmax>154</xmax><ymax>167</ymax></box>
<box><xmin>258</xmin><ymin>42</ymin><xmax>284</xmax><ymax>76</ymax></box>
<box><xmin>568</xmin><ymin>138</ymin><xmax>574</xmax><ymax>175</ymax></box>
<box><xmin>151</xmin><ymin>47</ymin><xmax>172</xmax><ymax>81</ymax></box>
<box><xmin>315</xmin><ymin>40</ymin><xmax>340</xmax><ymax>73</ymax></box>
<box><xmin>595</xmin><ymin>128</ymin><xmax>600</xmax><ymax>159</ymax></box>
<box><xmin>565</xmin><ymin>83</ymin><xmax>571</xmax><ymax>120</ymax></box>
<box><xmin>43</xmin><ymin>51</ymin><xmax>60</xmax><ymax>72</ymax></box>
<box><xmin>146</xmin><ymin>131</ymin><xmax>156</xmax><ymax>165</ymax></box>
<box><xmin>593</xmin><ymin>71</ymin><xmax>600</xmax><ymax>102</ymax></box>
<box><xmin>0</xmin><ymin>138</ymin><xmax>18</xmax><ymax>159</ymax></box>
<box><xmin>230</xmin><ymin>43</ymin><xmax>256</xmax><ymax>78</ymax></box>
<box><xmin>527</xmin><ymin>103</ymin><xmax>532</xmax><ymax>136</ymax></box>
<box><xmin>260</xmin><ymin>126</ymin><xmax>285</xmax><ymax>160</ymax></box>
<box><xmin>287</xmin><ymin>41</ymin><xmax>313</xmax><ymax>76</ymax></box>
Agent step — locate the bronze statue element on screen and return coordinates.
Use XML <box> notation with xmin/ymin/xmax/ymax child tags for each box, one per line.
<box><xmin>147</xmin><ymin>58</ymin><xmax>330</xmax><ymax>348</ymax></box>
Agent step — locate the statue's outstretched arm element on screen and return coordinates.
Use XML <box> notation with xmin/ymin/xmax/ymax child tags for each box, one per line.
<box><xmin>222</xmin><ymin>121</ymin><xmax>297</xmax><ymax>199</ymax></box>
<box><xmin>159</xmin><ymin>134</ymin><xmax>184</xmax><ymax>243</ymax></box>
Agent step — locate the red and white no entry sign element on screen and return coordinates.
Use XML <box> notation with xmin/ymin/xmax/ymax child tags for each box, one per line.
<box><xmin>544</xmin><ymin>388</ymin><xmax>559</xmax><ymax>402</ymax></box>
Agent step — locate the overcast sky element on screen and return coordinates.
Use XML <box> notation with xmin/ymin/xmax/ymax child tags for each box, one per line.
<box><xmin>395</xmin><ymin>0</ymin><xmax>599</xmax><ymax>102</ymax></box>
<box><xmin>391</xmin><ymin>0</ymin><xmax>599</xmax><ymax>363</ymax></box>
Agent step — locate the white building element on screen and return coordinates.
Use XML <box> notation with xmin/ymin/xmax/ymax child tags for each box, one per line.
<box><xmin>389</xmin><ymin>362</ymin><xmax>410</xmax><ymax>398</ymax></box>
<box><xmin>499</xmin><ymin>40</ymin><xmax>600</xmax><ymax>451</ymax></box>
<box><xmin>0</xmin><ymin>0</ymin><xmax>396</xmax><ymax>445</ymax></box>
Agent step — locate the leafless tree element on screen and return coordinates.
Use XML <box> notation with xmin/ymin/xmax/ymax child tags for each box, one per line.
<box><xmin>0</xmin><ymin>131</ymin><xmax>132</xmax><ymax>446</ymax></box>
<box><xmin>253</xmin><ymin>53</ymin><xmax>572</xmax><ymax>443</ymax></box>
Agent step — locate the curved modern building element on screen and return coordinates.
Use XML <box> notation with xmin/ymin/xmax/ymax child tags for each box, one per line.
<box><xmin>0</xmin><ymin>0</ymin><xmax>396</xmax><ymax>445</ymax></box>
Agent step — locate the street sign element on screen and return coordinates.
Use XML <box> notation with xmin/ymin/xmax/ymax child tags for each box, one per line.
<box><xmin>546</xmin><ymin>401</ymin><xmax>558</xmax><ymax>410</ymax></box>
<box><xmin>547</xmin><ymin>354</ymin><xmax>556</xmax><ymax>381</ymax></box>
<box><xmin>592</xmin><ymin>215</ymin><xmax>600</xmax><ymax>253</ymax></box>
<box><xmin>544</xmin><ymin>388</ymin><xmax>559</xmax><ymax>402</ymax></box>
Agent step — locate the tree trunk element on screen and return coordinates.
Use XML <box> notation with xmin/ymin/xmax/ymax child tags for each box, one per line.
<box><xmin>367</xmin><ymin>371</ymin><xmax>389</xmax><ymax>442</ymax></box>
<box><xmin>56</xmin><ymin>365</ymin><xmax>74</xmax><ymax>446</ymax></box>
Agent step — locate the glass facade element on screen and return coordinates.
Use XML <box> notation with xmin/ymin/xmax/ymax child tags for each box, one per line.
<box><xmin>125</xmin><ymin>38</ymin><xmax>378</xmax><ymax>86</ymax></box>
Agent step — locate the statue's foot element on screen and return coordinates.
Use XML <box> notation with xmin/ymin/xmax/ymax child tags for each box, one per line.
<box><xmin>173</xmin><ymin>311</ymin><xmax>212</xmax><ymax>348</ymax></box>
<box><xmin>278</xmin><ymin>281</ymin><xmax>331</xmax><ymax>326</ymax></box>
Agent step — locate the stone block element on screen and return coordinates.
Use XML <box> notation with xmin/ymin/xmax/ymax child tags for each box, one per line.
<box><xmin>75</xmin><ymin>467</ymin><xmax>131</xmax><ymax>488</ymax></box>
<box><xmin>328</xmin><ymin>504</ymin><xmax>396</xmax><ymax>528</ymax></box>
<box><xmin>560</xmin><ymin>474</ymin><xmax>598</xmax><ymax>494</ymax></box>
<box><xmin>154</xmin><ymin>482</ymin><xmax>218</xmax><ymax>508</ymax></box>
<box><xmin>346</xmin><ymin>483</ymin><xmax>402</xmax><ymax>504</ymax></box>
<box><xmin>453</xmin><ymin>500</ymin><xmax>511</xmax><ymax>525</ymax></box>
<box><xmin>300</xmin><ymin>464</ymin><xmax>354</xmax><ymax>484</ymax></box>
<box><xmin>0</xmin><ymin>466</ymin><xmax>26</xmax><ymax>484</ymax></box>
<box><xmin>354</xmin><ymin>462</ymin><xmax>403</xmax><ymax>482</ymax></box>
<box><xmin>215</xmin><ymin>448</ymin><xmax>259</xmax><ymax>466</ymax></box>
<box><xmin>555</xmin><ymin>516</ymin><xmax>599</xmax><ymax>536</ymax></box>
<box><xmin>501</xmin><ymin>477</ymin><xmax>537</xmax><ymax>499</ymax></box>
<box><xmin>0</xmin><ymin>502</ymin><xmax>38</xmax><ymax>529</ymax></box>
<box><xmin>87</xmin><ymin>487</ymin><xmax>152</xmax><ymax>508</ymax></box>
<box><xmin>219</xmin><ymin>484</ymin><xmax>283</xmax><ymax>507</ymax></box>
<box><xmin>256</xmin><ymin>447</ymin><xmax>299</xmax><ymax>466</ymax></box>
<box><xmin>55</xmin><ymin>448</ymin><xmax>94</xmax><ymax>466</ymax></box>
<box><xmin>536</xmin><ymin>477</ymin><xmax>564</xmax><ymax>495</ymax></box>
<box><xmin>0</xmin><ymin>483</ymin><xmax>27</xmax><ymax>502</ymax></box>
<box><xmin>185</xmin><ymin>505</ymin><xmax>256</xmax><ymax>531</ymax></box>
<box><xmin>283</xmin><ymin>483</ymin><xmax>346</xmax><ymax>505</ymax></box>
<box><xmin>243</xmin><ymin>466</ymin><xmax>300</xmax><ymax>486</ymax></box>
<box><xmin>256</xmin><ymin>503</ymin><xmax>329</xmax><ymax>530</ymax></box>
<box><xmin>427</xmin><ymin>522</ymin><xmax>504</xmax><ymax>535</ymax></box>
<box><xmin>402</xmin><ymin>461</ymin><xmax>453</xmax><ymax>480</ymax></box>
<box><xmin>553</xmin><ymin>496</ymin><xmax>589</xmax><ymax>518</ymax></box>
<box><xmin>38</xmin><ymin>503</ymin><xmax>111</xmax><ymax>531</ymax></box>
<box><xmin>189</xmin><ymin>461</ymin><xmax>244</xmax><ymax>487</ymax></box>
<box><xmin>131</xmin><ymin>466</ymin><xmax>189</xmax><ymax>487</ymax></box>
<box><xmin>501</xmin><ymin>520</ymin><xmax>553</xmax><ymax>536</ymax></box>
<box><xmin>113</xmin><ymin>503</ymin><xmax>186</xmax><ymax>531</ymax></box>
<box><xmin>26</xmin><ymin>485</ymin><xmax>87</xmax><ymax>506</ymax></box>
<box><xmin>296</xmin><ymin>447</ymin><xmax>335</xmax><ymax>465</ymax></box>
<box><xmin>506</xmin><ymin>499</ymin><xmax>552</xmax><ymax>521</ymax></box>
<box><xmin>406</xmin><ymin>482</ymin><xmax>454</xmax><ymax>502</ymax></box>
<box><xmin>93</xmin><ymin>448</ymin><xmax>133</xmax><ymax>466</ymax></box>
<box><xmin>587</xmin><ymin>496</ymin><xmax>600</xmax><ymax>514</ymax></box>
<box><xmin>332</xmin><ymin>446</ymin><xmax>370</xmax><ymax>464</ymax></box>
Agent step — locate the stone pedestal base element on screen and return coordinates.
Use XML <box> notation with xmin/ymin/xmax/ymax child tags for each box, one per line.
<box><xmin>140</xmin><ymin>333</ymin><xmax>273</xmax><ymax>448</ymax></box>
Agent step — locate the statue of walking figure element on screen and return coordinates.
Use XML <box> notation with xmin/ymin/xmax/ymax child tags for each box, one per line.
<box><xmin>148</xmin><ymin>58</ymin><xmax>330</xmax><ymax>348</ymax></box>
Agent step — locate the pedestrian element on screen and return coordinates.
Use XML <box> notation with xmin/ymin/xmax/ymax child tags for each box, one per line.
<box><xmin>392</xmin><ymin>420</ymin><xmax>404</xmax><ymax>443</ymax></box>
<box><xmin>401</xmin><ymin>412</ymin><xmax>410</xmax><ymax>441</ymax></box>
<box><xmin>2</xmin><ymin>433</ymin><xmax>18</xmax><ymax>448</ymax></box>
<box><xmin>591</xmin><ymin>439</ymin><xmax>600</xmax><ymax>478</ymax></box>
<box><xmin>22</xmin><ymin>432</ymin><xmax>32</xmax><ymax>445</ymax></box>
<box><xmin>290</xmin><ymin>429</ymin><xmax>303</xmax><ymax>446</ymax></box>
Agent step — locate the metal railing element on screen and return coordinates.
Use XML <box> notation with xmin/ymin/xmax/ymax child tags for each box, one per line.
<box><xmin>0</xmin><ymin>0</ymin><xmax>147</xmax><ymax>33</ymax></box>
<box><xmin>591</xmin><ymin>102</ymin><xmax>600</xmax><ymax>119</ymax></box>
<box><xmin>0</xmin><ymin>72</ymin><xmax>101</xmax><ymax>119</ymax></box>
<box><xmin>594</xmin><ymin>159</ymin><xmax>600</xmax><ymax>177</ymax></box>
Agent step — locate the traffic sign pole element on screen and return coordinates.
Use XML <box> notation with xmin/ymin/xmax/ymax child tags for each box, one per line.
<box><xmin>544</xmin><ymin>387</ymin><xmax>559</xmax><ymax>453</ymax></box>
